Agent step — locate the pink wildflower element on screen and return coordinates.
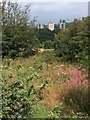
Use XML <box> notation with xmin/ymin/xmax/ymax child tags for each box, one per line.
<box><xmin>82</xmin><ymin>80</ymin><xmax>88</xmax><ymax>85</ymax></box>
<box><xmin>68</xmin><ymin>83</ymin><xmax>72</xmax><ymax>89</ymax></box>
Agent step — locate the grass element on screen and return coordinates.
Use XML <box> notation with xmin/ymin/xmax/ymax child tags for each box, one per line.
<box><xmin>32</xmin><ymin>104</ymin><xmax>49</xmax><ymax>118</ymax></box>
<box><xmin>2</xmin><ymin>50</ymin><xmax>89</xmax><ymax>118</ymax></box>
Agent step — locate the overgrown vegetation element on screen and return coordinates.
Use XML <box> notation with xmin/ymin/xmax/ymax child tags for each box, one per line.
<box><xmin>2</xmin><ymin>56</ymin><xmax>48</xmax><ymax>118</ymax></box>
<box><xmin>1</xmin><ymin>0</ymin><xmax>89</xmax><ymax>119</ymax></box>
<box><xmin>1</xmin><ymin>51</ymin><xmax>89</xmax><ymax>118</ymax></box>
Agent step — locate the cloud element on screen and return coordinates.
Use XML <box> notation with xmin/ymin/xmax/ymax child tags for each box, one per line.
<box><xmin>0</xmin><ymin>0</ymin><xmax>89</xmax><ymax>3</ymax></box>
<box><xmin>30</xmin><ymin>2</ymin><xmax>70</xmax><ymax>12</ymax></box>
<box><xmin>29</xmin><ymin>2</ymin><xmax>88</xmax><ymax>24</ymax></box>
<box><xmin>0</xmin><ymin>0</ymin><xmax>88</xmax><ymax>24</ymax></box>
<box><xmin>18</xmin><ymin>0</ymin><xmax>89</xmax><ymax>3</ymax></box>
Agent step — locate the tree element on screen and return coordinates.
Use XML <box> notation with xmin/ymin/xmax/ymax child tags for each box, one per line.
<box><xmin>36</xmin><ymin>27</ymin><xmax>55</xmax><ymax>42</ymax></box>
<box><xmin>54</xmin><ymin>17</ymin><xmax>88</xmax><ymax>66</ymax></box>
<box><xmin>1</xmin><ymin>0</ymin><xmax>38</xmax><ymax>58</ymax></box>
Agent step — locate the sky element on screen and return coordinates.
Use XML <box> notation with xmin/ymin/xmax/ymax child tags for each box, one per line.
<box><xmin>0</xmin><ymin>0</ymin><xmax>89</xmax><ymax>24</ymax></box>
<box><xmin>29</xmin><ymin>2</ymin><xmax>88</xmax><ymax>24</ymax></box>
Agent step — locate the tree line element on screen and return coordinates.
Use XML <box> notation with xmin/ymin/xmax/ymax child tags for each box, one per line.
<box><xmin>54</xmin><ymin>17</ymin><xmax>89</xmax><ymax>66</ymax></box>
<box><xmin>1</xmin><ymin>1</ymin><xmax>89</xmax><ymax>67</ymax></box>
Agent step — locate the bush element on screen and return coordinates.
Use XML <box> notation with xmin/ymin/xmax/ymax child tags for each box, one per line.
<box><xmin>2</xmin><ymin>62</ymin><xmax>48</xmax><ymax>118</ymax></box>
<box><xmin>41</xmin><ymin>51</ymin><xmax>58</xmax><ymax>64</ymax></box>
<box><xmin>54</xmin><ymin>17</ymin><xmax>89</xmax><ymax>67</ymax></box>
<box><xmin>2</xmin><ymin>73</ymin><xmax>38</xmax><ymax>118</ymax></box>
<box><xmin>8</xmin><ymin>50</ymin><xmax>18</xmax><ymax>58</ymax></box>
<box><xmin>44</xmin><ymin>40</ymin><xmax>54</xmax><ymax>49</ymax></box>
<box><xmin>22</xmin><ymin>48</ymin><xmax>38</xmax><ymax>57</ymax></box>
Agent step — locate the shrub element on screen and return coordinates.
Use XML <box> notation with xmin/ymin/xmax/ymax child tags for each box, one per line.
<box><xmin>2</xmin><ymin>77</ymin><xmax>38</xmax><ymax>118</ymax></box>
<box><xmin>2</xmin><ymin>64</ymin><xmax>47</xmax><ymax>118</ymax></box>
<box><xmin>54</xmin><ymin>17</ymin><xmax>89</xmax><ymax>67</ymax></box>
<box><xmin>41</xmin><ymin>51</ymin><xmax>58</xmax><ymax>64</ymax></box>
<box><xmin>8</xmin><ymin>50</ymin><xmax>18</xmax><ymax>58</ymax></box>
<box><xmin>22</xmin><ymin>48</ymin><xmax>38</xmax><ymax>57</ymax></box>
<box><xmin>44</xmin><ymin>40</ymin><xmax>54</xmax><ymax>49</ymax></box>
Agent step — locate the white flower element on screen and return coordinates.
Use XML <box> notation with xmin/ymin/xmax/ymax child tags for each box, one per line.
<box><xmin>61</xmin><ymin>64</ymin><xmax>64</xmax><ymax>67</ymax></box>
<box><xmin>62</xmin><ymin>72</ymin><xmax>66</xmax><ymax>75</ymax></box>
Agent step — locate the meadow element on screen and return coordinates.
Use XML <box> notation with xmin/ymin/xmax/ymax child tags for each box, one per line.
<box><xmin>1</xmin><ymin>1</ymin><xmax>89</xmax><ymax>119</ymax></box>
<box><xmin>2</xmin><ymin>50</ymin><xmax>89</xmax><ymax>119</ymax></box>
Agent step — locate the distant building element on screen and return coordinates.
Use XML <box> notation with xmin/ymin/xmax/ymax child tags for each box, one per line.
<box><xmin>37</xmin><ymin>22</ymin><xmax>43</xmax><ymax>29</ymax></box>
<box><xmin>48</xmin><ymin>22</ymin><xmax>54</xmax><ymax>31</ymax></box>
<box><xmin>82</xmin><ymin>17</ymin><xmax>87</xmax><ymax>21</ymax></box>
<box><xmin>59</xmin><ymin>19</ymin><xmax>66</xmax><ymax>29</ymax></box>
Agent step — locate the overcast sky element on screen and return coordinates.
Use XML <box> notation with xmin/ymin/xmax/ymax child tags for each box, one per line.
<box><xmin>1</xmin><ymin>0</ymin><xmax>88</xmax><ymax>24</ymax></box>
<box><xmin>29</xmin><ymin>2</ymin><xmax>88</xmax><ymax>24</ymax></box>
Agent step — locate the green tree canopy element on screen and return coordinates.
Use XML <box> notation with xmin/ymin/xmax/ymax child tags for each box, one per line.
<box><xmin>54</xmin><ymin>17</ymin><xmax>89</xmax><ymax>66</ymax></box>
<box><xmin>1</xmin><ymin>0</ymin><xmax>38</xmax><ymax>58</ymax></box>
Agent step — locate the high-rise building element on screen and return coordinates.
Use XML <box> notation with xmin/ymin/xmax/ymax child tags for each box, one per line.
<box><xmin>59</xmin><ymin>19</ymin><xmax>66</xmax><ymax>29</ymax></box>
<box><xmin>37</xmin><ymin>22</ymin><xmax>43</xmax><ymax>29</ymax></box>
<box><xmin>82</xmin><ymin>17</ymin><xmax>87</xmax><ymax>21</ymax></box>
<box><xmin>48</xmin><ymin>22</ymin><xmax>54</xmax><ymax>31</ymax></box>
